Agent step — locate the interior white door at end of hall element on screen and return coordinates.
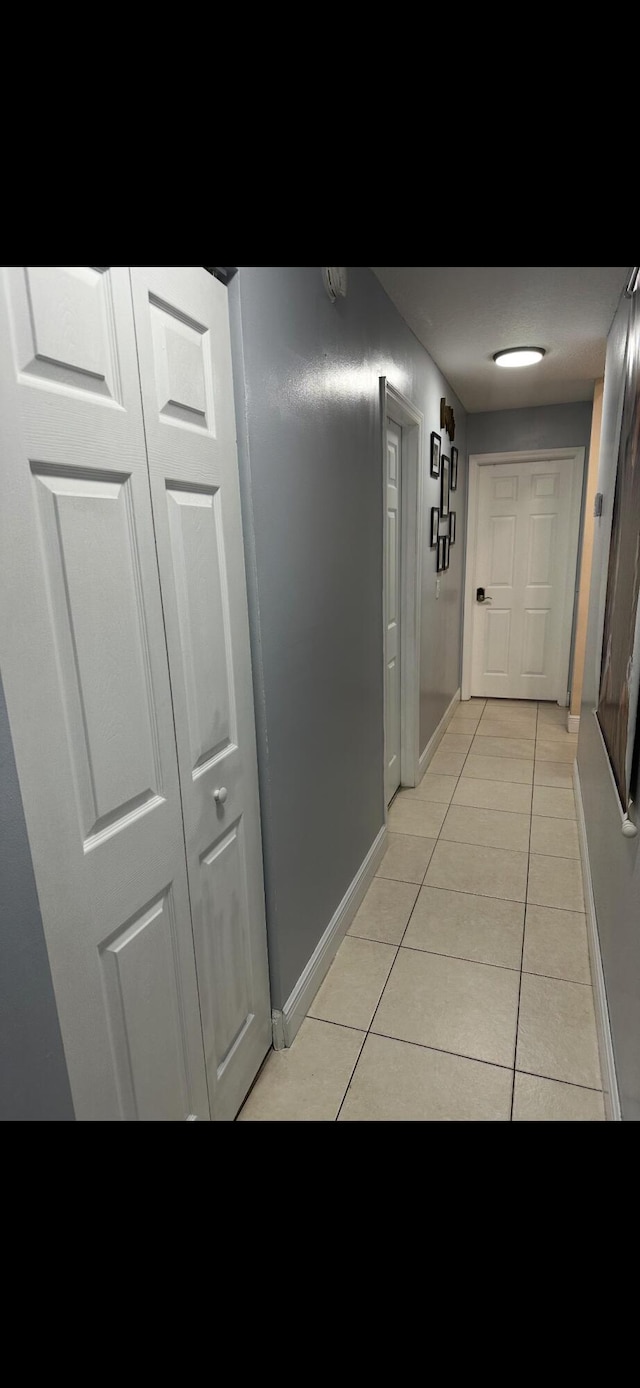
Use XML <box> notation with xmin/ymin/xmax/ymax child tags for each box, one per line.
<box><xmin>470</xmin><ymin>456</ymin><xmax>579</xmax><ymax>701</ymax></box>
<box><xmin>0</xmin><ymin>266</ymin><xmax>271</xmax><ymax>1121</ymax></box>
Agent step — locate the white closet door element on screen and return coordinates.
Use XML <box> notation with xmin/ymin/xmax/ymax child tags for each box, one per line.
<box><xmin>129</xmin><ymin>267</ymin><xmax>271</xmax><ymax>1121</ymax></box>
<box><xmin>0</xmin><ymin>268</ymin><xmax>210</xmax><ymax>1120</ymax></box>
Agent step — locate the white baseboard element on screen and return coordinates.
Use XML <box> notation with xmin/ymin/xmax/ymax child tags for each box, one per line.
<box><xmin>573</xmin><ymin>761</ymin><xmax>621</xmax><ymax>1121</ymax></box>
<box><xmin>417</xmin><ymin>688</ymin><xmax>461</xmax><ymax>784</ymax></box>
<box><xmin>271</xmin><ymin>824</ymin><xmax>388</xmax><ymax>1050</ymax></box>
<box><xmin>567</xmin><ymin>714</ymin><xmax>580</xmax><ymax>734</ymax></box>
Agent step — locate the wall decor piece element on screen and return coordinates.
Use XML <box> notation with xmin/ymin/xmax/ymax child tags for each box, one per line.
<box><xmin>443</xmin><ymin>536</ymin><xmax>450</xmax><ymax>571</ymax></box>
<box><xmin>597</xmin><ymin>290</ymin><xmax>640</xmax><ymax>815</ymax></box>
<box><xmin>437</xmin><ymin>536</ymin><xmax>445</xmax><ymax>573</ymax></box>
<box><xmin>430</xmin><ymin>431</ymin><xmax>441</xmax><ymax>478</ymax></box>
<box><xmin>441</xmin><ymin>455</ymin><xmax>450</xmax><ymax>519</ymax></box>
<box><xmin>431</xmin><ymin>507</ymin><xmax>439</xmax><ymax>548</ymax></box>
<box><xmin>440</xmin><ymin>397</ymin><xmax>456</xmax><ymax>440</ymax></box>
<box><xmin>449</xmin><ymin>511</ymin><xmax>456</xmax><ymax>545</ymax></box>
<box><xmin>451</xmin><ymin>447</ymin><xmax>458</xmax><ymax>491</ymax></box>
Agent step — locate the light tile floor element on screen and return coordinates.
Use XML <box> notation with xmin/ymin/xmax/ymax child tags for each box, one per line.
<box><xmin>239</xmin><ymin>699</ymin><xmax>604</xmax><ymax>1122</ymax></box>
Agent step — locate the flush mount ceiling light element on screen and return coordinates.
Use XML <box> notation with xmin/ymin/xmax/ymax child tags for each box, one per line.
<box><xmin>493</xmin><ymin>347</ymin><xmax>546</xmax><ymax>368</ymax></box>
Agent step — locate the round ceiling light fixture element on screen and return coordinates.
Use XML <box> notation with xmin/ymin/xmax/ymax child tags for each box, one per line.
<box><xmin>493</xmin><ymin>347</ymin><xmax>546</xmax><ymax>368</ymax></box>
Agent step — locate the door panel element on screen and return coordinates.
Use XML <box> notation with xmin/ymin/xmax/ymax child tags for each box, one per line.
<box><xmin>385</xmin><ymin>419</ymin><xmax>402</xmax><ymax>803</ymax></box>
<box><xmin>129</xmin><ymin>267</ymin><xmax>271</xmax><ymax>1121</ymax></box>
<box><xmin>0</xmin><ymin>268</ymin><xmax>210</xmax><ymax>1120</ymax></box>
<box><xmin>471</xmin><ymin>457</ymin><xmax>576</xmax><ymax>699</ymax></box>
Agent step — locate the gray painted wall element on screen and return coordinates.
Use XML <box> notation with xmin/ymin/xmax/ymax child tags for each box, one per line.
<box><xmin>0</xmin><ymin>677</ymin><xmax>74</xmax><ymax>1121</ymax></box>
<box><xmin>229</xmin><ymin>267</ymin><xmax>466</xmax><ymax>1009</ymax></box>
<box><xmin>577</xmin><ymin>290</ymin><xmax>640</xmax><ymax>1120</ymax></box>
<box><xmin>467</xmin><ymin>401</ymin><xmax>593</xmax><ymax>457</ymax></box>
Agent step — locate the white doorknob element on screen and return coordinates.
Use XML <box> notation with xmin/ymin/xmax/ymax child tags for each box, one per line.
<box><xmin>214</xmin><ymin>787</ymin><xmax>228</xmax><ymax>804</ymax></box>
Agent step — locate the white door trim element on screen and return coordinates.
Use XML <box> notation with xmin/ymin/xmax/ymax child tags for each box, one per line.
<box><xmin>461</xmin><ymin>447</ymin><xmax>585</xmax><ymax>704</ymax></box>
<box><xmin>380</xmin><ymin>379</ymin><xmax>424</xmax><ymax>802</ymax></box>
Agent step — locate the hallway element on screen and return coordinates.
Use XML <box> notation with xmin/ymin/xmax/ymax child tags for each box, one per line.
<box><xmin>239</xmin><ymin>698</ymin><xmax>604</xmax><ymax>1121</ymax></box>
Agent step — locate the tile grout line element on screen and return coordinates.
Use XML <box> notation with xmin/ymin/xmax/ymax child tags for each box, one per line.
<box><xmin>334</xmin><ymin>942</ymin><xmax>401</xmax><ymax>1121</ymax></box>
<box><xmin>338</xmin><ymin>723</ymin><xmax>482</xmax><ymax>1119</ymax></box>
<box><xmin>315</xmin><ymin>1016</ymin><xmax>604</xmax><ymax>1094</ymax></box>
<box><xmin>510</xmin><ymin>700</ymin><xmax>538</xmax><ymax>1119</ymax></box>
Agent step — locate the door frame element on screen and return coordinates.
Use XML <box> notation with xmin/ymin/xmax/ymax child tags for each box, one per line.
<box><xmin>461</xmin><ymin>447</ymin><xmax>586</xmax><ymax>704</ymax></box>
<box><xmin>380</xmin><ymin>379</ymin><xmax>424</xmax><ymax>803</ymax></box>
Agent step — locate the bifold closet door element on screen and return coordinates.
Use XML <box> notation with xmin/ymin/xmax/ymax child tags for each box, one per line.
<box><xmin>0</xmin><ymin>268</ymin><xmax>210</xmax><ymax>1120</ymax></box>
<box><xmin>129</xmin><ymin>267</ymin><xmax>271</xmax><ymax>1122</ymax></box>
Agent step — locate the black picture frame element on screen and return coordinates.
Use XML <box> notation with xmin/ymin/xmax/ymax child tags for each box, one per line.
<box><xmin>449</xmin><ymin>511</ymin><xmax>456</xmax><ymax>545</ymax></box>
<box><xmin>443</xmin><ymin>536</ymin><xmax>450</xmax><ymax>571</ymax></box>
<box><xmin>451</xmin><ymin>447</ymin><xmax>458</xmax><ymax>491</ymax></box>
<box><xmin>441</xmin><ymin>455</ymin><xmax>450</xmax><ymax>518</ymax></box>
<box><xmin>437</xmin><ymin>536</ymin><xmax>445</xmax><ymax>573</ymax></box>
<box><xmin>430</xmin><ymin>431</ymin><xmax>441</xmax><ymax>479</ymax></box>
<box><xmin>430</xmin><ymin>507</ymin><xmax>439</xmax><ymax>548</ymax></box>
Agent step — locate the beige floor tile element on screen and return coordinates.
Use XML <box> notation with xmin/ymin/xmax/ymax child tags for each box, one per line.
<box><xmin>485</xmin><ymin>699</ymin><xmax>537</xmax><ymax>712</ymax></box>
<box><xmin>448</xmin><ymin>715</ymin><xmax>482</xmax><ymax>736</ymax></box>
<box><xmin>516</xmin><ymin>973</ymin><xmax>601</xmax><ymax>1088</ymax></box>
<box><xmin>523</xmin><ymin>904</ymin><xmax>590</xmax><ymax>984</ymax></box>
<box><xmin>309</xmin><ymin>936</ymin><xmax>396</xmax><ymax>1031</ymax></box>
<box><xmin>468</xmin><ymin>698</ymin><xmax>487</xmax><ymax>707</ymax></box>
<box><xmin>348</xmin><ymin>877</ymin><xmax>419</xmax><ymax>946</ymax></box>
<box><xmin>425</xmin><ymin>840</ymin><xmax>528</xmax><ymax>902</ymax></box>
<box><xmin>476</xmin><ymin>716</ymin><xmax>537</xmax><ymax>740</ymax></box>
<box><xmin>536</xmin><ymin>735</ymin><xmax>577</xmax><ymax>763</ymax></box>
<box><xmin>372</xmin><ymin>948</ymin><xmax>520</xmax><ymax>1068</ymax></box>
<box><xmin>388</xmin><ymin>796</ymin><xmax>448</xmax><ymax>838</ymax></box>
<box><xmin>527</xmin><ymin>853</ymin><xmax>584</xmax><ymax>911</ymax></box>
<box><xmin>237</xmin><ymin>1018</ymin><xmax>364</xmax><ymax>1121</ymax></box>
<box><xmin>453</xmin><ymin>777</ymin><xmax>532</xmax><ymax>814</ymax></box>
<box><xmin>428</xmin><ymin>745</ymin><xmax>468</xmax><ymax>777</ymax></box>
<box><xmin>536</xmin><ymin>702</ymin><xmax>567</xmax><ymax>725</ymax></box>
<box><xmin>441</xmin><ymin>804</ymin><xmax>530</xmax><ymax>852</ymax></box>
<box><xmin>530</xmin><ymin>816</ymin><xmax>579</xmax><ymax>859</ymax></box>
<box><xmin>472</xmin><ymin>735</ymin><xmax>536</xmax><ymax>760</ymax></box>
<box><xmin>512</xmin><ymin>1072</ymin><xmax>604</xmax><ymax>1121</ymax></box>
<box><xmin>532</xmin><ymin>786</ymin><xmax>576</xmax><ymax>819</ymax></box>
<box><xmin>339</xmin><ymin>1033</ymin><xmax>512</xmax><ymax>1121</ymax></box>
<box><xmin>404</xmin><ymin>885</ymin><xmax>524</xmax><ymax>969</ymax></box>
<box><xmin>410</xmin><ymin>773</ymin><xmax>458</xmax><ymax>804</ymax></box>
<box><xmin>439</xmin><ymin>732</ymin><xmax>474</xmax><ymax>754</ymax></box>
<box><xmin>464</xmin><ymin>754</ymin><xmax>533</xmax><ymax>785</ymax></box>
<box><xmin>533</xmin><ymin>719</ymin><xmax>571</xmax><ymax>742</ymax></box>
<box><xmin>376</xmin><ymin>832</ymin><xmax>436</xmax><ymax>884</ymax></box>
<box><xmin>534</xmin><ymin>760</ymin><xmax>574</xmax><ymax>788</ymax></box>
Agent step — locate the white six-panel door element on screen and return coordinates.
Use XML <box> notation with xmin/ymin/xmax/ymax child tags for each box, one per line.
<box><xmin>0</xmin><ymin>268</ymin><xmax>210</xmax><ymax>1120</ymax></box>
<box><xmin>385</xmin><ymin>419</ymin><xmax>402</xmax><ymax>803</ymax></box>
<box><xmin>129</xmin><ymin>268</ymin><xmax>271</xmax><ymax>1121</ymax></box>
<box><xmin>471</xmin><ymin>456</ymin><xmax>581</xmax><ymax>700</ymax></box>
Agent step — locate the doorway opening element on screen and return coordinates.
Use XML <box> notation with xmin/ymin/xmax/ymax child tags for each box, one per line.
<box><xmin>380</xmin><ymin>379</ymin><xmax>424</xmax><ymax>807</ymax></box>
<box><xmin>461</xmin><ymin>448</ymin><xmax>585</xmax><ymax>705</ymax></box>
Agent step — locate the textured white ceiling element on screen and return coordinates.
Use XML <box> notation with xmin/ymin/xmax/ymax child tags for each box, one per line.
<box><xmin>372</xmin><ymin>266</ymin><xmax>630</xmax><ymax>412</ymax></box>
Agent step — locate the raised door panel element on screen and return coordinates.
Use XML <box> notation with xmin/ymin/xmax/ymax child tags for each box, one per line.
<box><xmin>0</xmin><ymin>266</ymin><xmax>210</xmax><ymax>1121</ymax></box>
<box><xmin>129</xmin><ymin>266</ymin><xmax>271</xmax><ymax>1121</ymax></box>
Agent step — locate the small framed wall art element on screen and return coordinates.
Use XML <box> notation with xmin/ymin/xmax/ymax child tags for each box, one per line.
<box><xmin>430</xmin><ymin>431</ymin><xmax>441</xmax><ymax>479</ymax></box>
<box><xmin>431</xmin><ymin>507</ymin><xmax>439</xmax><ymax>548</ymax></box>
<box><xmin>443</xmin><ymin>536</ymin><xmax>450</xmax><ymax>571</ymax></box>
<box><xmin>451</xmin><ymin>447</ymin><xmax>458</xmax><ymax>491</ymax></box>
<box><xmin>437</xmin><ymin>536</ymin><xmax>445</xmax><ymax>573</ymax></box>
<box><xmin>449</xmin><ymin>512</ymin><xmax>456</xmax><ymax>545</ymax></box>
<box><xmin>441</xmin><ymin>454</ymin><xmax>450</xmax><ymax>519</ymax></box>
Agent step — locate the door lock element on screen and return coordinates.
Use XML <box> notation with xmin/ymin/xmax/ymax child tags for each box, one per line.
<box><xmin>476</xmin><ymin>587</ymin><xmax>492</xmax><ymax>603</ymax></box>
